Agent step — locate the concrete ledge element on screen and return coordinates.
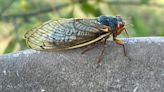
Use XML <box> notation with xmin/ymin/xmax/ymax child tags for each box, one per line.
<box><xmin>0</xmin><ymin>37</ymin><xmax>164</xmax><ymax>92</ymax></box>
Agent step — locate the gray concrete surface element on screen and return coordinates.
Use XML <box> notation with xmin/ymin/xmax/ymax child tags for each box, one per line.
<box><xmin>0</xmin><ymin>37</ymin><xmax>164</xmax><ymax>92</ymax></box>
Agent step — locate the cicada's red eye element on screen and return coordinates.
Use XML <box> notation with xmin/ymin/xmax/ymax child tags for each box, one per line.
<box><xmin>117</xmin><ymin>22</ymin><xmax>123</xmax><ymax>30</ymax></box>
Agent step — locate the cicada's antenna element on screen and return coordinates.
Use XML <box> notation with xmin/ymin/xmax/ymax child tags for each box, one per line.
<box><xmin>124</xmin><ymin>21</ymin><xmax>134</xmax><ymax>38</ymax></box>
<box><xmin>123</xmin><ymin>17</ymin><xmax>133</xmax><ymax>38</ymax></box>
<box><xmin>125</xmin><ymin>23</ymin><xmax>133</xmax><ymax>27</ymax></box>
<box><xmin>123</xmin><ymin>16</ymin><xmax>131</xmax><ymax>22</ymax></box>
<box><xmin>124</xmin><ymin>16</ymin><xmax>133</xmax><ymax>26</ymax></box>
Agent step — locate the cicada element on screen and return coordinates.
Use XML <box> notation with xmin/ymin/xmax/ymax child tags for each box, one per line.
<box><xmin>24</xmin><ymin>16</ymin><xmax>128</xmax><ymax>63</ymax></box>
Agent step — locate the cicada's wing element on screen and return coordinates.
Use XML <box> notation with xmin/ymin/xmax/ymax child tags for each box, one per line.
<box><xmin>24</xmin><ymin>18</ymin><xmax>111</xmax><ymax>51</ymax></box>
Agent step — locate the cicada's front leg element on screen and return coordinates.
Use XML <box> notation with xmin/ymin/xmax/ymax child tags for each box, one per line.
<box><xmin>117</xmin><ymin>28</ymin><xmax>124</xmax><ymax>35</ymax></box>
<box><xmin>117</xmin><ymin>28</ymin><xmax>129</xmax><ymax>37</ymax></box>
<box><xmin>113</xmin><ymin>38</ymin><xmax>124</xmax><ymax>45</ymax></box>
<box><xmin>113</xmin><ymin>37</ymin><xmax>126</xmax><ymax>56</ymax></box>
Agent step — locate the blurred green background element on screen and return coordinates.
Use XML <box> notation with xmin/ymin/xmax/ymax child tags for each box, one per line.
<box><xmin>0</xmin><ymin>0</ymin><xmax>164</xmax><ymax>54</ymax></box>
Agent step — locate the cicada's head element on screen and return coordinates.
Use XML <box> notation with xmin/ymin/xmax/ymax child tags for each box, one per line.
<box><xmin>116</xmin><ymin>16</ymin><xmax>125</xmax><ymax>31</ymax></box>
<box><xmin>97</xmin><ymin>15</ymin><xmax>128</xmax><ymax>37</ymax></box>
<box><xmin>97</xmin><ymin>15</ymin><xmax>125</xmax><ymax>30</ymax></box>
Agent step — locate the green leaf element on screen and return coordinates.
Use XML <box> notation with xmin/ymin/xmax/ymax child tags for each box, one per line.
<box><xmin>160</xmin><ymin>28</ymin><xmax>164</xmax><ymax>36</ymax></box>
<box><xmin>19</xmin><ymin>39</ymin><xmax>27</xmax><ymax>50</ymax></box>
<box><xmin>3</xmin><ymin>38</ymin><xmax>17</xmax><ymax>54</ymax></box>
<box><xmin>140</xmin><ymin>0</ymin><xmax>149</xmax><ymax>4</ymax></box>
<box><xmin>80</xmin><ymin>3</ymin><xmax>101</xmax><ymax>16</ymax></box>
<box><xmin>131</xmin><ymin>16</ymin><xmax>150</xmax><ymax>36</ymax></box>
<box><xmin>107</xmin><ymin>3</ymin><xmax>117</xmax><ymax>15</ymax></box>
<box><xmin>60</xmin><ymin>7</ymin><xmax>74</xmax><ymax>18</ymax></box>
<box><xmin>65</xmin><ymin>10</ymin><xmax>74</xmax><ymax>18</ymax></box>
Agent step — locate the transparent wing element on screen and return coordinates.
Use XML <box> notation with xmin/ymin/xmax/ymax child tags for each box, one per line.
<box><xmin>24</xmin><ymin>18</ymin><xmax>110</xmax><ymax>50</ymax></box>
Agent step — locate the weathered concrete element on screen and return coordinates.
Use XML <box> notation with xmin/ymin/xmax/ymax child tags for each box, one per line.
<box><xmin>0</xmin><ymin>37</ymin><xmax>164</xmax><ymax>92</ymax></box>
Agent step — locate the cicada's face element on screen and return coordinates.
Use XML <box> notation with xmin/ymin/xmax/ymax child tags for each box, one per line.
<box><xmin>116</xmin><ymin>16</ymin><xmax>125</xmax><ymax>31</ymax></box>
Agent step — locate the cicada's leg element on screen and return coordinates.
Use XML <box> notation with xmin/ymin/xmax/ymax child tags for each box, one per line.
<box><xmin>81</xmin><ymin>43</ymin><xmax>97</xmax><ymax>54</ymax></box>
<box><xmin>117</xmin><ymin>28</ymin><xmax>123</xmax><ymax>35</ymax></box>
<box><xmin>81</xmin><ymin>40</ymin><xmax>105</xmax><ymax>54</ymax></box>
<box><xmin>117</xmin><ymin>28</ymin><xmax>129</xmax><ymax>38</ymax></box>
<box><xmin>96</xmin><ymin>39</ymin><xmax>108</xmax><ymax>64</ymax></box>
<box><xmin>114</xmin><ymin>38</ymin><xmax>126</xmax><ymax>56</ymax></box>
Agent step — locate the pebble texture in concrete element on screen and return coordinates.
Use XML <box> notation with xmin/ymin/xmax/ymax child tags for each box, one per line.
<box><xmin>0</xmin><ymin>37</ymin><xmax>164</xmax><ymax>92</ymax></box>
